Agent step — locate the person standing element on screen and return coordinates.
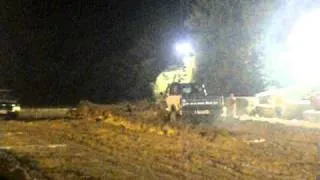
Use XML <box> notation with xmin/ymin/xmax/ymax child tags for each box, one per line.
<box><xmin>311</xmin><ymin>92</ymin><xmax>320</xmax><ymax>110</ymax></box>
<box><xmin>274</xmin><ymin>95</ymin><xmax>284</xmax><ymax>118</ymax></box>
<box><xmin>228</xmin><ymin>93</ymin><xmax>237</xmax><ymax>118</ymax></box>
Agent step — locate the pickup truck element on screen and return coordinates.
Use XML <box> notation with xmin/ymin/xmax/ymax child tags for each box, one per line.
<box><xmin>163</xmin><ymin>83</ymin><xmax>224</xmax><ymax>123</ymax></box>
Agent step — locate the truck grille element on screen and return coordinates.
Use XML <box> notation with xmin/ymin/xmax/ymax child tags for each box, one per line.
<box><xmin>182</xmin><ymin>105</ymin><xmax>214</xmax><ymax>111</ymax></box>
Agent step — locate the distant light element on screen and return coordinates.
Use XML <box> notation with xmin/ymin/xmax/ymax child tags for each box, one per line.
<box><xmin>286</xmin><ymin>9</ymin><xmax>320</xmax><ymax>84</ymax></box>
<box><xmin>175</xmin><ymin>42</ymin><xmax>194</xmax><ymax>56</ymax></box>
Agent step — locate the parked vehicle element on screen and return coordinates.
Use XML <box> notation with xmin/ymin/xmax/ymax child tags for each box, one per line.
<box><xmin>0</xmin><ymin>89</ymin><xmax>21</xmax><ymax>119</ymax></box>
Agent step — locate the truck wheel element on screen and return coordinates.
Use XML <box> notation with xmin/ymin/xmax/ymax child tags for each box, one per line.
<box><xmin>159</xmin><ymin>101</ymin><xmax>167</xmax><ymax>110</ymax></box>
<box><xmin>275</xmin><ymin>107</ymin><xmax>282</xmax><ymax>118</ymax></box>
<box><xmin>208</xmin><ymin>111</ymin><xmax>221</xmax><ymax>124</ymax></box>
<box><xmin>214</xmin><ymin>113</ymin><xmax>221</xmax><ymax>120</ymax></box>
<box><xmin>7</xmin><ymin>113</ymin><xmax>18</xmax><ymax>120</ymax></box>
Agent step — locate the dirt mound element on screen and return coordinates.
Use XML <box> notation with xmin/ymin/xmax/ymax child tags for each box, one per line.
<box><xmin>68</xmin><ymin>100</ymin><xmax>113</xmax><ymax>120</ymax></box>
<box><xmin>69</xmin><ymin>100</ymin><xmax>164</xmax><ymax>122</ymax></box>
<box><xmin>69</xmin><ymin>100</ymin><xmax>233</xmax><ymax>144</ymax></box>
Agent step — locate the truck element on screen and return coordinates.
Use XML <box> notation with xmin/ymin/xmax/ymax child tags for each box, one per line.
<box><xmin>163</xmin><ymin>82</ymin><xmax>224</xmax><ymax>123</ymax></box>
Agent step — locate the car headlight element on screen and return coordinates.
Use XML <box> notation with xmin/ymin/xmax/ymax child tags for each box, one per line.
<box><xmin>12</xmin><ymin>106</ymin><xmax>21</xmax><ymax>112</ymax></box>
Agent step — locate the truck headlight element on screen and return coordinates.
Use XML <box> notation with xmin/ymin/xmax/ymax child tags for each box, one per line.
<box><xmin>12</xmin><ymin>106</ymin><xmax>21</xmax><ymax>112</ymax></box>
<box><xmin>181</xmin><ymin>99</ymin><xmax>187</xmax><ymax>105</ymax></box>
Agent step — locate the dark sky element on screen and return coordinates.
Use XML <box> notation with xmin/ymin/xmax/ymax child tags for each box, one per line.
<box><xmin>3</xmin><ymin>0</ymin><xmax>180</xmax><ymax>54</ymax></box>
<box><xmin>1</xmin><ymin>0</ymin><xmax>182</xmax><ymax>105</ymax></box>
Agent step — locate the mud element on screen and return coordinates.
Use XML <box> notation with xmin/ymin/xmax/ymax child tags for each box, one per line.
<box><xmin>0</xmin><ymin>101</ymin><xmax>318</xmax><ymax>179</ymax></box>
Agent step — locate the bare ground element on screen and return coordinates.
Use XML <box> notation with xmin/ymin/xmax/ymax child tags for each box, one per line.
<box><xmin>0</xmin><ymin>101</ymin><xmax>318</xmax><ymax>179</ymax></box>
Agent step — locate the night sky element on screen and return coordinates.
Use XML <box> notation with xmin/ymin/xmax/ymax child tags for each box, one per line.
<box><xmin>3</xmin><ymin>0</ymin><xmax>180</xmax><ymax>55</ymax></box>
<box><xmin>1</xmin><ymin>0</ymin><xmax>182</xmax><ymax>105</ymax></box>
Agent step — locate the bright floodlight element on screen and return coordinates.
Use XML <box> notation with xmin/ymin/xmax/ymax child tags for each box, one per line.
<box><xmin>286</xmin><ymin>9</ymin><xmax>320</xmax><ymax>85</ymax></box>
<box><xmin>175</xmin><ymin>42</ymin><xmax>194</xmax><ymax>56</ymax></box>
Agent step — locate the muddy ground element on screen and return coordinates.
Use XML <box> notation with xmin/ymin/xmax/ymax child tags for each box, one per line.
<box><xmin>0</xmin><ymin>101</ymin><xmax>319</xmax><ymax>179</ymax></box>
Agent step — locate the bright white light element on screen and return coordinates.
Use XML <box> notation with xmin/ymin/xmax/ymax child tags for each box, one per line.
<box><xmin>175</xmin><ymin>42</ymin><xmax>194</xmax><ymax>56</ymax></box>
<box><xmin>286</xmin><ymin>9</ymin><xmax>320</xmax><ymax>85</ymax></box>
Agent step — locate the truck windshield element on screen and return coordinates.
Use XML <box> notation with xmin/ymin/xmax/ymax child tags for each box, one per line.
<box><xmin>180</xmin><ymin>84</ymin><xmax>205</xmax><ymax>96</ymax></box>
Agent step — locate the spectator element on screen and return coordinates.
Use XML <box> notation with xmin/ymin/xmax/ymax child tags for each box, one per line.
<box><xmin>274</xmin><ymin>95</ymin><xmax>283</xmax><ymax>118</ymax></box>
<box><xmin>311</xmin><ymin>92</ymin><xmax>320</xmax><ymax>110</ymax></box>
<box><xmin>228</xmin><ymin>93</ymin><xmax>237</xmax><ymax>118</ymax></box>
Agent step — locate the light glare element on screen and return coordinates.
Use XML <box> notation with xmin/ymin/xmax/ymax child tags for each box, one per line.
<box><xmin>286</xmin><ymin>9</ymin><xmax>320</xmax><ymax>85</ymax></box>
<box><xmin>175</xmin><ymin>42</ymin><xmax>193</xmax><ymax>56</ymax></box>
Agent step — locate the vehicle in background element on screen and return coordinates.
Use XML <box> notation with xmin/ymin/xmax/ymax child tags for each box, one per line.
<box><xmin>254</xmin><ymin>86</ymin><xmax>312</xmax><ymax>119</ymax></box>
<box><xmin>163</xmin><ymin>82</ymin><xmax>224</xmax><ymax>123</ymax></box>
<box><xmin>233</xmin><ymin>96</ymin><xmax>257</xmax><ymax>116</ymax></box>
<box><xmin>0</xmin><ymin>89</ymin><xmax>21</xmax><ymax>119</ymax></box>
<box><xmin>310</xmin><ymin>88</ymin><xmax>320</xmax><ymax>110</ymax></box>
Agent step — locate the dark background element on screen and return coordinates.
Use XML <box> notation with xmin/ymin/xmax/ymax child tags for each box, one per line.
<box><xmin>1</xmin><ymin>0</ymin><xmax>183</xmax><ymax>105</ymax></box>
<box><xmin>2</xmin><ymin>0</ymin><xmax>317</xmax><ymax>106</ymax></box>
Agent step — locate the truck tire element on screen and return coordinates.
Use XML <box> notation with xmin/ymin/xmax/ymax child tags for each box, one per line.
<box><xmin>6</xmin><ymin>112</ymin><xmax>18</xmax><ymax>120</ymax></box>
<box><xmin>207</xmin><ymin>110</ymin><xmax>221</xmax><ymax>124</ymax></box>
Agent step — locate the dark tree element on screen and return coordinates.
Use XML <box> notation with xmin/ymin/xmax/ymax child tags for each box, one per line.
<box><xmin>186</xmin><ymin>0</ymin><xmax>277</xmax><ymax>96</ymax></box>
